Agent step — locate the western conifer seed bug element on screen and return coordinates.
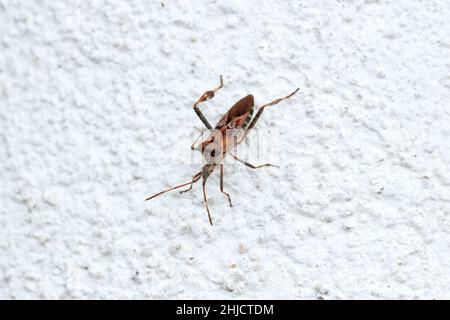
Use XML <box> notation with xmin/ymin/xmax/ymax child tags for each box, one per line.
<box><xmin>146</xmin><ymin>76</ymin><xmax>299</xmax><ymax>226</ymax></box>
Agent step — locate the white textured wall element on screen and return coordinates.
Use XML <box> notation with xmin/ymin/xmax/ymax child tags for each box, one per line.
<box><xmin>1</xmin><ymin>0</ymin><xmax>450</xmax><ymax>299</ymax></box>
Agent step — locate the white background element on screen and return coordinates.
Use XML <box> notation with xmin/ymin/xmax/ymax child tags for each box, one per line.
<box><xmin>1</xmin><ymin>0</ymin><xmax>450</xmax><ymax>299</ymax></box>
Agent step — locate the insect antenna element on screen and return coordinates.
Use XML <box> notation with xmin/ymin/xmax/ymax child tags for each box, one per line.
<box><xmin>145</xmin><ymin>172</ymin><xmax>201</xmax><ymax>201</ymax></box>
<box><xmin>202</xmin><ymin>178</ymin><xmax>213</xmax><ymax>226</ymax></box>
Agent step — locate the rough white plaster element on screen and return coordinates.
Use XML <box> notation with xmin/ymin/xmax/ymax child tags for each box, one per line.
<box><xmin>1</xmin><ymin>0</ymin><xmax>450</xmax><ymax>299</ymax></box>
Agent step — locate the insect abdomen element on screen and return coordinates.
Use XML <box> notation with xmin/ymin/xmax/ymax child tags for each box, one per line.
<box><xmin>241</xmin><ymin>107</ymin><xmax>253</xmax><ymax>131</ymax></box>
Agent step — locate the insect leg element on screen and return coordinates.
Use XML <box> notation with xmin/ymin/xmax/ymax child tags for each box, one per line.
<box><xmin>145</xmin><ymin>171</ymin><xmax>201</xmax><ymax>201</ymax></box>
<box><xmin>202</xmin><ymin>178</ymin><xmax>213</xmax><ymax>226</ymax></box>
<box><xmin>220</xmin><ymin>164</ymin><xmax>233</xmax><ymax>207</ymax></box>
<box><xmin>230</xmin><ymin>153</ymin><xmax>279</xmax><ymax>169</ymax></box>
<box><xmin>239</xmin><ymin>88</ymin><xmax>299</xmax><ymax>143</ymax></box>
<box><xmin>193</xmin><ymin>75</ymin><xmax>224</xmax><ymax>129</ymax></box>
<box><xmin>179</xmin><ymin>172</ymin><xmax>202</xmax><ymax>193</ymax></box>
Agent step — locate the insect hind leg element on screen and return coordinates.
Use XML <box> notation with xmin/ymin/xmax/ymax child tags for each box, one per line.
<box><xmin>193</xmin><ymin>75</ymin><xmax>224</xmax><ymax>129</ymax></box>
<box><xmin>239</xmin><ymin>88</ymin><xmax>299</xmax><ymax>143</ymax></box>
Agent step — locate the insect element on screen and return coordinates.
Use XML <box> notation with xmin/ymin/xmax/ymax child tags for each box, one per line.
<box><xmin>145</xmin><ymin>76</ymin><xmax>299</xmax><ymax>225</ymax></box>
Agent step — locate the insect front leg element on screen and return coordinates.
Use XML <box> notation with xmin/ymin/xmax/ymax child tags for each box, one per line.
<box><xmin>220</xmin><ymin>164</ymin><xmax>233</xmax><ymax>207</ymax></box>
<box><xmin>179</xmin><ymin>172</ymin><xmax>202</xmax><ymax>194</ymax></box>
<box><xmin>193</xmin><ymin>75</ymin><xmax>224</xmax><ymax>129</ymax></box>
<box><xmin>145</xmin><ymin>171</ymin><xmax>202</xmax><ymax>201</ymax></box>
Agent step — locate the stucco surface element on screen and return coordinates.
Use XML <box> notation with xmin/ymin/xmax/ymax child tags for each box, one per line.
<box><xmin>1</xmin><ymin>0</ymin><xmax>450</xmax><ymax>299</ymax></box>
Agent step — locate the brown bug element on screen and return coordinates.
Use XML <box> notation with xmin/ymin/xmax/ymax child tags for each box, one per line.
<box><xmin>145</xmin><ymin>76</ymin><xmax>299</xmax><ymax>225</ymax></box>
